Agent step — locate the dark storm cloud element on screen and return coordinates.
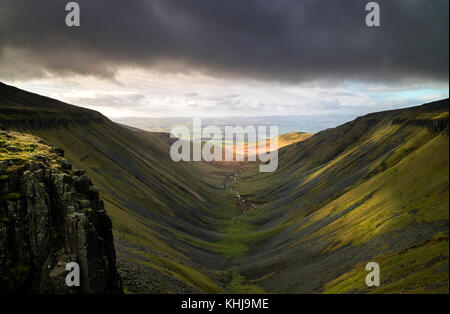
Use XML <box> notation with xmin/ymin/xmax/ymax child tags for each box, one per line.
<box><xmin>0</xmin><ymin>0</ymin><xmax>448</xmax><ymax>83</ymax></box>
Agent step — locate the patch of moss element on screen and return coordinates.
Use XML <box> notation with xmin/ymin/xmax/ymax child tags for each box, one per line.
<box><xmin>216</xmin><ymin>219</ymin><xmax>255</xmax><ymax>258</ymax></box>
<box><xmin>227</xmin><ymin>271</ymin><xmax>266</xmax><ymax>294</ymax></box>
<box><xmin>0</xmin><ymin>192</ymin><xmax>21</xmax><ymax>201</ymax></box>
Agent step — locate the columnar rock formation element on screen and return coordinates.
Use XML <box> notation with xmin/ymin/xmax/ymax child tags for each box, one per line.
<box><xmin>0</xmin><ymin>132</ymin><xmax>122</xmax><ymax>293</ymax></box>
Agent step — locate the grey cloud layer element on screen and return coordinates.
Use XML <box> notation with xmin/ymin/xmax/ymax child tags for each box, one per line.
<box><xmin>0</xmin><ymin>0</ymin><xmax>448</xmax><ymax>83</ymax></box>
<box><xmin>67</xmin><ymin>93</ymin><xmax>148</xmax><ymax>109</ymax></box>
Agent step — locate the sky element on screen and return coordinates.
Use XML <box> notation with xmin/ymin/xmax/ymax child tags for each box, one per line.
<box><xmin>0</xmin><ymin>0</ymin><xmax>448</xmax><ymax>118</ymax></box>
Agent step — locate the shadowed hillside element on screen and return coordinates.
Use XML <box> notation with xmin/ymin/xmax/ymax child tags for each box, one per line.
<box><xmin>1</xmin><ymin>82</ymin><xmax>236</xmax><ymax>293</ymax></box>
<box><xmin>1</xmin><ymin>82</ymin><xmax>448</xmax><ymax>293</ymax></box>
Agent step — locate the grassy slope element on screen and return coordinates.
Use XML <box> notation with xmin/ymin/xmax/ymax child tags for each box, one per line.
<box><xmin>276</xmin><ymin>132</ymin><xmax>314</xmax><ymax>149</ymax></box>
<box><xmin>0</xmin><ymin>82</ymin><xmax>238</xmax><ymax>293</ymax></box>
<box><xmin>231</xmin><ymin>100</ymin><xmax>448</xmax><ymax>293</ymax></box>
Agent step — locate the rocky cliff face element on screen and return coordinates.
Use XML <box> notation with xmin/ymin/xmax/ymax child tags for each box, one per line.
<box><xmin>393</xmin><ymin>116</ymin><xmax>449</xmax><ymax>134</ymax></box>
<box><xmin>0</xmin><ymin>131</ymin><xmax>122</xmax><ymax>293</ymax></box>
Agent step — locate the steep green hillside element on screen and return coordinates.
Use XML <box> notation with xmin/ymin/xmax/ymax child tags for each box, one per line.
<box><xmin>232</xmin><ymin>99</ymin><xmax>449</xmax><ymax>293</ymax></box>
<box><xmin>1</xmin><ymin>82</ymin><xmax>448</xmax><ymax>293</ymax></box>
<box><xmin>0</xmin><ymin>82</ymin><xmax>235</xmax><ymax>293</ymax></box>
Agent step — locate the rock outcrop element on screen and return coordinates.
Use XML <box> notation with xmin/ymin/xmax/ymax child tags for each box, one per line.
<box><xmin>393</xmin><ymin>116</ymin><xmax>449</xmax><ymax>134</ymax></box>
<box><xmin>0</xmin><ymin>131</ymin><xmax>122</xmax><ymax>293</ymax></box>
